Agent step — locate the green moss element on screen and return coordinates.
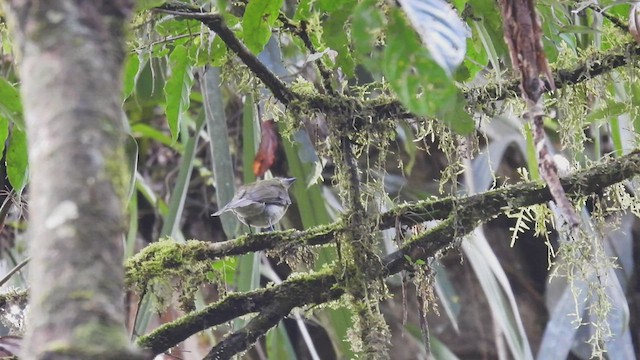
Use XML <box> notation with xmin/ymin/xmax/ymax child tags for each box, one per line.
<box><xmin>104</xmin><ymin>139</ymin><xmax>130</xmax><ymax>206</ymax></box>
<box><xmin>69</xmin><ymin>290</ymin><xmax>94</xmax><ymax>300</ymax></box>
<box><xmin>73</xmin><ymin>322</ymin><xmax>129</xmax><ymax>349</ymax></box>
<box><xmin>125</xmin><ymin>238</ymin><xmax>213</xmax><ymax>311</ymax></box>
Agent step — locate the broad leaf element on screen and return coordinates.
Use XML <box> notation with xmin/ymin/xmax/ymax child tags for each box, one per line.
<box><xmin>322</xmin><ymin>1</ymin><xmax>357</xmax><ymax>75</ymax></box>
<box><xmin>383</xmin><ymin>10</ymin><xmax>474</xmax><ymax>134</ymax></box>
<box><xmin>123</xmin><ymin>54</ymin><xmax>140</xmax><ymax>100</ymax></box>
<box><xmin>242</xmin><ymin>0</ymin><xmax>284</xmax><ymax>54</ymax></box>
<box><xmin>6</xmin><ymin>127</ymin><xmax>28</xmax><ymax>194</ymax></box>
<box><xmin>350</xmin><ymin>0</ymin><xmax>386</xmax><ymax>72</ymax></box>
<box><xmin>0</xmin><ymin>79</ymin><xmax>24</xmax><ymax>130</ymax></box>
<box><xmin>397</xmin><ymin>0</ymin><xmax>469</xmax><ymax>76</ymax></box>
<box><xmin>0</xmin><ymin>118</ymin><xmax>8</xmax><ymax>166</ymax></box>
<box><xmin>164</xmin><ymin>44</ymin><xmax>194</xmax><ymax>141</ymax></box>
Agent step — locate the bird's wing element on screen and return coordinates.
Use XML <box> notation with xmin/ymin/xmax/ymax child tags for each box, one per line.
<box><xmin>243</xmin><ymin>183</ymin><xmax>291</xmax><ymax>205</ymax></box>
<box><xmin>212</xmin><ymin>188</ymin><xmax>250</xmax><ymax>216</ymax></box>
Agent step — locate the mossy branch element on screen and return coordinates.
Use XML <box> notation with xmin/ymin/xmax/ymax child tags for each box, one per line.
<box><xmin>155</xmin><ymin>1</ymin><xmax>640</xmax><ymax>124</ymax></box>
<box><xmin>127</xmin><ymin>150</ymin><xmax>640</xmax><ymax>285</ymax></box>
<box><xmin>133</xmin><ymin>150</ymin><xmax>640</xmax><ymax>356</ymax></box>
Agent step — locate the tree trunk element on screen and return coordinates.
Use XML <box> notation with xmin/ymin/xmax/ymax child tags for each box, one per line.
<box><xmin>3</xmin><ymin>1</ymin><xmax>141</xmax><ymax>358</ymax></box>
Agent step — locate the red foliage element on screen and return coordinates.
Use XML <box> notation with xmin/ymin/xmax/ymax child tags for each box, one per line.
<box><xmin>253</xmin><ymin>119</ymin><xmax>279</xmax><ymax>177</ymax></box>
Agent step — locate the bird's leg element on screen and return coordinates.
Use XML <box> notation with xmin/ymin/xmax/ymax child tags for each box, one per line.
<box><xmin>247</xmin><ymin>222</ymin><xmax>253</xmax><ymax>234</ymax></box>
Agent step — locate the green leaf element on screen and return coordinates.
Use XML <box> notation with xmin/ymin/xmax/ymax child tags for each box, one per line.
<box><xmin>131</xmin><ymin>123</ymin><xmax>182</xmax><ymax>151</ymax></box>
<box><xmin>156</xmin><ymin>19</ymin><xmax>200</xmax><ymax>38</ymax></box>
<box><xmin>466</xmin><ymin>0</ymin><xmax>507</xmax><ymax>57</ymax></box>
<box><xmin>585</xmin><ymin>101</ymin><xmax>627</xmax><ymax>124</ymax></box>
<box><xmin>164</xmin><ymin>44</ymin><xmax>194</xmax><ymax>141</ymax></box>
<box><xmin>350</xmin><ymin>0</ymin><xmax>386</xmax><ymax>72</ymax></box>
<box><xmin>210</xmin><ymin>36</ymin><xmax>228</xmax><ymax>67</ymax></box>
<box><xmin>242</xmin><ymin>0</ymin><xmax>284</xmax><ymax>54</ymax></box>
<box><xmin>0</xmin><ymin>78</ymin><xmax>24</xmax><ymax>129</ymax></box>
<box><xmin>282</xmin><ymin>134</ymin><xmax>332</xmax><ymax>228</ymax></box>
<box><xmin>6</xmin><ymin>127</ymin><xmax>28</xmax><ymax>194</ymax></box>
<box><xmin>383</xmin><ymin>10</ymin><xmax>474</xmax><ymax>134</ymax></box>
<box><xmin>437</xmin><ymin>94</ymin><xmax>475</xmax><ymax>134</ymax></box>
<box><xmin>136</xmin><ymin>0</ymin><xmax>165</xmax><ymax>11</ymax></box>
<box><xmin>0</xmin><ymin>118</ymin><xmax>9</xmax><ymax>167</ymax></box>
<box><xmin>123</xmin><ymin>54</ymin><xmax>140</xmax><ymax>99</ymax></box>
<box><xmin>463</xmin><ymin>22</ymin><xmax>490</xmax><ymax>80</ymax></box>
<box><xmin>317</xmin><ymin>0</ymin><xmax>338</xmax><ymax>12</ymax></box>
<box><xmin>322</xmin><ymin>1</ymin><xmax>356</xmax><ymax>75</ymax></box>
<box><xmin>266</xmin><ymin>324</ymin><xmax>297</xmax><ymax>360</ymax></box>
<box><xmin>294</xmin><ymin>0</ymin><xmax>313</xmax><ymax>20</ymax></box>
<box><xmin>397</xmin><ymin>0</ymin><xmax>468</xmax><ymax>76</ymax></box>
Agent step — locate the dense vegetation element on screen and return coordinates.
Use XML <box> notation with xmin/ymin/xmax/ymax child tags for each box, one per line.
<box><xmin>1</xmin><ymin>0</ymin><xmax>640</xmax><ymax>359</ymax></box>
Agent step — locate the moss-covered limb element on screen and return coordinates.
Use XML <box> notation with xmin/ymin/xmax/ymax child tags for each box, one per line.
<box><xmin>155</xmin><ymin>2</ymin><xmax>295</xmax><ymax>105</ymax></box>
<box><xmin>384</xmin><ymin>150</ymin><xmax>640</xmax><ymax>274</ymax></box>
<box><xmin>155</xmin><ymin>2</ymin><xmax>640</xmax><ymax>124</ymax></box>
<box><xmin>135</xmin><ymin>151</ymin><xmax>640</xmax><ymax>355</ymax></box>
<box><xmin>127</xmin><ymin>150</ymin><xmax>640</xmax><ymax>285</ymax></box>
<box><xmin>137</xmin><ymin>271</ymin><xmax>342</xmax><ymax>354</ymax></box>
<box><xmin>204</xmin><ymin>301</ymin><xmax>294</xmax><ymax>360</ymax></box>
<box><xmin>125</xmin><ymin>225</ymin><xmax>339</xmax><ymax>287</ymax></box>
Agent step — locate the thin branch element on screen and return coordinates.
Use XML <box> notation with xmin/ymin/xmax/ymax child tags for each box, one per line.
<box><xmin>204</xmin><ymin>301</ymin><xmax>294</xmax><ymax>360</ymax></box>
<box><xmin>155</xmin><ymin>3</ymin><xmax>296</xmax><ymax>105</ymax></box>
<box><xmin>278</xmin><ymin>14</ymin><xmax>337</xmax><ymax>95</ymax></box>
<box><xmin>587</xmin><ymin>4</ymin><xmax>629</xmax><ymax>32</ymax></box>
<box><xmin>153</xmin><ymin>2</ymin><xmax>640</xmax><ymax>125</ymax></box>
<box><xmin>135</xmin><ymin>150</ymin><xmax>640</xmax><ymax>356</ymax></box>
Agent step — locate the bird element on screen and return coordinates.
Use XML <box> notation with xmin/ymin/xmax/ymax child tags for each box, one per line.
<box><xmin>211</xmin><ymin>177</ymin><xmax>296</xmax><ymax>231</ymax></box>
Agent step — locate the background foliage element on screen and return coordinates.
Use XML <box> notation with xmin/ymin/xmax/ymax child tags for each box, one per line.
<box><xmin>1</xmin><ymin>0</ymin><xmax>640</xmax><ymax>359</ymax></box>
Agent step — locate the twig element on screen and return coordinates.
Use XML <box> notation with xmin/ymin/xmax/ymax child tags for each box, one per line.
<box><xmin>155</xmin><ymin>2</ymin><xmax>296</xmax><ymax>105</ymax></box>
<box><xmin>278</xmin><ymin>14</ymin><xmax>337</xmax><ymax>95</ymax></box>
<box><xmin>203</xmin><ymin>301</ymin><xmax>294</xmax><ymax>360</ymax></box>
<box><xmin>587</xmin><ymin>4</ymin><xmax>628</xmax><ymax>32</ymax></box>
<box><xmin>152</xmin><ymin>2</ymin><xmax>640</xmax><ymax>126</ymax></box>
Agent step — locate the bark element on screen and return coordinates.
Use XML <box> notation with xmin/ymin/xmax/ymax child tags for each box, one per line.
<box><xmin>3</xmin><ymin>1</ymin><xmax>141</xmax><ymax>359</ymax></box>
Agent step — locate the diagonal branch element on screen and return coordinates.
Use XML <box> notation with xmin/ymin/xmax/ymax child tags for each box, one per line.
<box><xmin>134</xmin><ymin>150</ymin><xmax>640</xmax><ymax>356</ymax></box>
<box><xmin>154</xmin><ymin>2</ymin><xmax>640</xmax><ymax>124</ymax></box>
<box><xmin>155</xmin><ymin>3</ymin><xmax>296</xmax><ymax>105</ymax></box>
<box><xmin>137</xmin><ymin>271</ymin><xmax>342</xmax><ymax>354</ymax></box>
<box><xmin>204</xmin><ymin>301</ymin><xmax>294</xmax><ymax>360</ymax></box>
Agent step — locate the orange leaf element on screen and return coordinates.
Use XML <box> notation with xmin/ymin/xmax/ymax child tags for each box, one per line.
<box><xmin>253</xmin><ymin>119</ymin><xmax>279</xmax><ymax>177</ymax></box>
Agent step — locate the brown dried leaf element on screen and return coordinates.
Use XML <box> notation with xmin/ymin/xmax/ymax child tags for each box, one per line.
<box><xmin>499</xmin><ymin>0</ymin><xmax>554</xmax><ymax>103</ymax></box>
<box><xmin>253</xmin><ymin>119</ymin><xmax>279</xmax><ymax>177</ymax></box>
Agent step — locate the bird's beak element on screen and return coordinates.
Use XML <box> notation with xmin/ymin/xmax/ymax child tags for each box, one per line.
<box><xmin>282</xmin><ymin>177</ymin><xmax>296</xmax><ymax>188</ymax></box>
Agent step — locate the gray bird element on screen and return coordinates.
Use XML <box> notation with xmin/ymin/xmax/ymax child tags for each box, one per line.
<box><xmin>212</xmin><ymin>177</ymin><xmax>296</xmax><ymax>231</ymax></box>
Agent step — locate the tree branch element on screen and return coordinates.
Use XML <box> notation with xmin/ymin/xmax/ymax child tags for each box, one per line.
<box><xmin>155</xmin><ymin>2</ymin><xmax>296</xmax><ymax>105</ymax></box>
<box><xmin>155</xmin><ymin>1</ymin><xmax>640</xmax><ymax>126</ymax></box>
<box><xmin>204</xmin><ymin>301</ymin><xmax>294</xmax><ymax>360</ymax></box>
<box><xmin>128</xmin><ymin>150</ymin><xmax>640</xmax><ymax>283</ymax></box>
<box><xmin>134</xmin><ymin>150</ymin><xmax>640</xmax><ymax>356</ymax></box>
<box><xmin>137</xmin><ymin>271</ymin><xmax>342</xmax><ymax>354</ymax></box>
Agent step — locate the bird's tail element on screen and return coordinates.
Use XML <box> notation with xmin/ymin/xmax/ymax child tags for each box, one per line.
<box><xmin>211</xmin><ymin>207</ymin><xmax>227</xmax><ymax>217</ymax></box>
